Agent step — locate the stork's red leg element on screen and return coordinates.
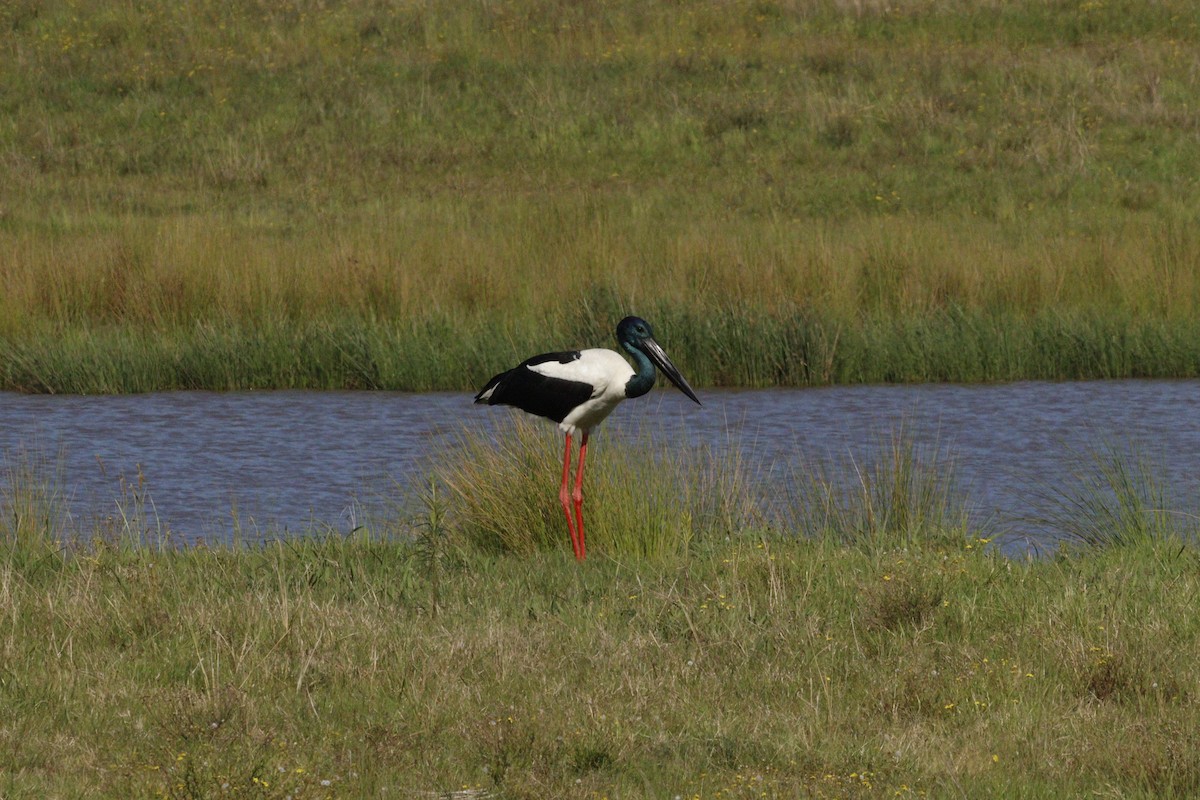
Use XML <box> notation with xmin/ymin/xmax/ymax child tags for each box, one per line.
<box><xmin>573</xmin><ymin>432</ymin><xmax>589</xmax><ymax>560</ymax></box>
<box><xmin>559</xmin><ymin>434</ymin><xmax>582</xmax><ymax>559</ymax></box>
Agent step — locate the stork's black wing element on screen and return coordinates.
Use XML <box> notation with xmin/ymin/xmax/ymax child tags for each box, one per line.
<box><xmin>474</xmin><ymin>351</ymin><xmax>594</xmax><ymax>424</ymax></box>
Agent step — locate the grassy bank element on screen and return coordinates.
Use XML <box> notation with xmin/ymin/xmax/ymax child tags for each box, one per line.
<box><xmin>5</xmin><ymin>426</ymin><xmax>1200</xmax><ymax>797</ymax></box>
<box><xmin>3</xmin><ymin>0</ymin><xmax>1200</xmax><ymax>391</ymax></box>
<box><xmin>6</xmin><ymin>521</ymin><xmax>1200</xmax><ymax>797</ymax></box>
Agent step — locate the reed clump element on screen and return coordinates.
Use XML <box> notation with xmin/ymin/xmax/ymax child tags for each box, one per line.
<box><xmin>1027</xmin><ymin>442</ymin><xmax>1198</xmax><ymax>550</ymax></box>
<box><xmin>0</xmin><ymin>444</ymin><xmax>71</xmax><ymax>553</ymax></box>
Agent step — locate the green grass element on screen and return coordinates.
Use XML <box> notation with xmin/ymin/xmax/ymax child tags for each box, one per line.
<box><xmin>6</xmin><ymin>507</ymin><xmax>1200</xmax><ymax>797</ymax></box>
<box><xmin>3</xmin><ymin>0</ymin><xmax>1200</xmax><ymax>391</ymax></box>
<box><xmin>6</xmin><ymin>429</ymin><xmax>1200</xmax><ymax>797</ymax></box>
<box><xmin>7</xmin><ymin>307</ymin><xmax>1200</xmax><ymax>393</ymax></box>
<box><xmin>781</xmin><ymin>424</ymin><xmax>971</xmax><ymax>551</ymax></box>
<box><xmin>1027</xmin><ymin>442</ymin><xmax>1198</xmax><ymax>550</ymax></box>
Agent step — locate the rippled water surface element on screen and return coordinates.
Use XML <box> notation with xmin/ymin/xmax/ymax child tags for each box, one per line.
<box><xmin>3</xmin><ymin>380</ymin><xmax>1199</xmax><ymax>547</ymax></box>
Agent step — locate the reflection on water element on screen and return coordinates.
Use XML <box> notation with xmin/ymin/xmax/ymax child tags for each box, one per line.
<box><xmin>2</xmin><ymin>380</ymin><xmax>1199</xmax><ymax>548</ymax></box>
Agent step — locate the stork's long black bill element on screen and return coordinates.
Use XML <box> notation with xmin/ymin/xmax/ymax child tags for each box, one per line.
<box><xmin>642</xmin><ymin>337</ymin><xmax>702</xmax><ymax>406</ymax></box>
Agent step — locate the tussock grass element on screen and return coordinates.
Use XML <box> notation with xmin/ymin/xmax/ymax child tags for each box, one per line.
<box><xmin>1</xmin><ymin>444</ymin><xmax>71</xmax><ymax>552</ymax></box>
<box><xmin>782</xmin><ymin>425</ymin><xmax>972</xmax><ymax>551</ymax></box>
<box><xmin>4</xmin><ymin>1</ymin><xmax>1200</xmax><ymax>391</ymax></box>
<box><xmin>435</xmin><ymin>413</ymin><xmax>975</xmax><ymax>561</ymax></box>
<box><xmin>1029</xmin><ymin>442</ymin><xmax>1198</xmax><ymax>550</ymax></box>
<box><xmin>434</xmin><ymin>416</ymin><xmax>752</xmax><ymax>560</ymax></box>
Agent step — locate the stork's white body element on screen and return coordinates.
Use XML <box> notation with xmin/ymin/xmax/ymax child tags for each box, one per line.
<box><xmin>525</xmin><ymin>349</ymin><xmax>634</xmax><ymax>436</ymax></box>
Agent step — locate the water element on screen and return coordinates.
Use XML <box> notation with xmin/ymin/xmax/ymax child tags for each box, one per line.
<box><xmin>2</xmin><ymin>380</ymin><xmax>1199</xmax><ymax>548</ymax></box>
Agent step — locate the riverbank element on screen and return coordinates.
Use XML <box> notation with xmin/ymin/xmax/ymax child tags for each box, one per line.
<box><xmin>5</xmin><ymin>420</ymin><xmax>1200</xmax><ymax>796</ymax></box>
<box><xmin>4</xmin><ymin>1</ymin><xmax>1200</xmax><ymax>392</ymax></box>
<box><xmin>5</xmin><ymin>530</ymin><xmax>1199</xmax><ymax>798</ymax></box>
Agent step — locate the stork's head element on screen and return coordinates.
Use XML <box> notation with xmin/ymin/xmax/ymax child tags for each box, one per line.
<box><xmin>616</xmin><ymin>316</ymin><xmax>701</xmax><ymax>406</ymax></box>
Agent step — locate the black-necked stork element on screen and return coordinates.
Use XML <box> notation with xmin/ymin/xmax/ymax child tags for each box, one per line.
<box><xmin>474</xmin><ymin>316</ymin><xmax>701</xmax><ymax>560</ymax></box>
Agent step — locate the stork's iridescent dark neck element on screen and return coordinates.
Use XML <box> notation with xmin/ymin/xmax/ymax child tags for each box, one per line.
<box><xmin>622</xmin><ymin>341</ymin><xmax>656</xmax><ymax>398</ymax></box>
<box><xmin>617</xmin><ymin>316</ymin><xmax>657</xmax><ymax>399</ymax></box>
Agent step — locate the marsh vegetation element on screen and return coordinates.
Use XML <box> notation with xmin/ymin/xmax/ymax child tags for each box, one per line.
<box><xmin>3</xmin><ymin>0</ymin><xmax>1200</xmax><ymax>390</ymax></box>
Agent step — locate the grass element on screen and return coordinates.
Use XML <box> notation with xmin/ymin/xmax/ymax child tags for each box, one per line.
<box><xmin>7</xmin><ymin>3</ymin><xmax>1200</xmax><ymax>790</ymax></box>
<box><xmin>6</xmin><ymin>430</ymin><xmax>1200</xmax><ymax>797</ymax></box>
<box><xmin>781</xmin><ymin>424</ymin><xmax>972</xmax><ymax>551</ymax></box>
<box><xmin>1025</xmin><ymin>442</ymin><xmax>1199</xmax><ymax>550</ymax></box>
<box><xmin>3</xmin><ymin>0</ymin><xmax>1200</xmax><ymax>391</ymax></box>
<box><xmin>8</xmin><ymin>307</ymin><xmax>1200</xmax><ymax>393</ymax></box>
<box><xmin>1</xmin><ymin>444</ymin><xmax>66</xmax><ymax>541</ymax></box>
<box><xmin>434</xmin><ymin>415</ymin><xmax>752</xmax><ymax>560</ymax></box>
<box><xmin>5</xmin><ymin>507</ymin><xmax>1200</xmax><ymax>797</ymax></box>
